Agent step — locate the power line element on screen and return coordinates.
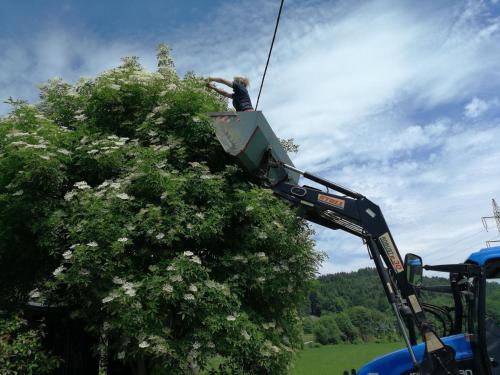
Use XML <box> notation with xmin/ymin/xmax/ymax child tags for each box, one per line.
<box><xmin>427</xmin><ymin>228</ymin><xmax>485</xmax><ymax>254</ymax></box>
<box><xmin>425</xmin><ymin>228</ymin><xmax>486</xmax><ymax>262</ymax></box>
<box><xmin>255</xmin><ymin>0</ymin><xmax>285</xmax><ymax>111</ymax></box>
<box><xmin>428</xmin><ymin>233</ymin><xmax>500</xmax><ymax>264</ymax></box>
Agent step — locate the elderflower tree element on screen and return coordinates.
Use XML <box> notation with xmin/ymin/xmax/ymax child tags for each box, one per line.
<box><xmin>0</xmin><ymin>45</ymin><xmax>321</xmax><ymax>374</ymax></box>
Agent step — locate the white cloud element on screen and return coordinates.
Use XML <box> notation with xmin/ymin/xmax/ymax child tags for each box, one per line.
<box><xmin>0</xmin><ymin>32</ymin><xmax>155</xmax><ymax>114</ymax></box>
<box><xmin>465</xmin><ymin>97</ymin><xmax>490</xmax><ymax>118</ymax></box>
<box><xmin>464</xmin><ymin>97</ymin><xmax>500</xmax><ymax>118</ymax></box>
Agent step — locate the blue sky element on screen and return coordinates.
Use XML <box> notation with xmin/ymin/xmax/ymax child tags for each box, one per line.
<box><xmin>2</xmin><ymin>0</ymin><xmax>500</xmax><ymax>274</ymax></box>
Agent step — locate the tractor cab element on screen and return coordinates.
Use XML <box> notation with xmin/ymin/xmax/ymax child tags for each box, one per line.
<box><xmin>358</xmin><ymin>246</ymin><xmax>500</xmax><ymax>375</ymax></box>
<box><xmin>468</xmin><ymin>246</ymin><xmax>500</xmax><ymax>374</ymax></box>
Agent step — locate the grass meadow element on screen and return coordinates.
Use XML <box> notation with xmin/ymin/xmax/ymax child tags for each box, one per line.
<box><xmin>291</xmin><ymin>342</ymin><xmax>405</xmax><ymax>374</ymax></box>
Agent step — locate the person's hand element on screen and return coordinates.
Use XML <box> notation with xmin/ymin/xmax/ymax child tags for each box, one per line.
<box><xmin>206</xmin><ymin>82</ymin><xmax>215</xmax><ymax>89</ymax></box>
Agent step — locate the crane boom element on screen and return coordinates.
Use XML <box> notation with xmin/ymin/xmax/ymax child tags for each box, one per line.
<box><xmin>209</xmin><ymin>111</ymin><xmax>459</xmax><ymax>374</ymax></box>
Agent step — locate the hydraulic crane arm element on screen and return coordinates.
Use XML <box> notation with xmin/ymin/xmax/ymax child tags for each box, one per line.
<box><xmin>272</xmin><ymin>165</ymin><xmax>458</xmax><ymax>373</ymax></box>
<box><xmin>209</xmin><ymin>111</ymin><xmax>459</xmax><ymax>374</ymax></box>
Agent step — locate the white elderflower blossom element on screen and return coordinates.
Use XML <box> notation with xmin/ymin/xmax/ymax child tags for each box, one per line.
<box><xmin>167</xmin><ymin>265</ymin><xmax>176</xmax><ymax>271</ymax></box>
<box><xmin>74</xmin><ymin>181</ymin><xmax>91</xmax><ymax>190</ymax></box>
<box><xmin>122</xmin><ymin>282</ymin><xmax>137</xmax><ymax>297</ymax></box>
<box><xmin>154</xmin><ymin>117</ymin><xmax>164</xmax><ymax>125</ymax></box>
<box><xmin>117</xmin><ymin>351</ymin><xmax>125</xmax><ymax>360</ymax></box>
<box><xmin>29</xmin><ymin>289</ymin><xmax>41</xmax><ymax>299</ymax></box>
<box><xmin>39</xmin><ymin>155</ymin><xmax>51</xmax><ymax>160</ymax></box>
<box><xmin>162</xmin><ymin>283</ymin><xmax>173</xmax><ymax>293</ymax></box>
<box><xmin>9</xmin><ymin>131</ymin><xmax>30</xmax><ymax>137</ymax></box>
<box><xmin>183</xmin><ymin>293</ymin><xmax>195</xmax><ymax>301</ymax></box>
<box><xmin>63</xmin><ymin>250</ymin><xmax>73</xmax><ymax>260</ymax></box>
<box><xmin>256</xmin><ymin>276</ymin><xmax>266</xmax><ymax>283</ymax></box>
<box><xmin>110</xmin><ymin>182</ymin><xmax>121</xmax><ymax>189</ymax></box>
<box><xmin>109</xmin><ymin>84</ymin><xmax>121</xmax><ymax>90</ymax></box>
<box><xmin>205</xmin><ymin>280</ymin><xmax>217</xmax><ymax>289</ymax></box>
<box><xmin>113</xmin><ymin>277</ymin><xmax>125</xmax><ymax>285</ymax></box>
<box><xmin>170</xmin><ymin>275</ymin><xmax>182</xmax><ymax>283</ymax></box>
<box><xmin>189</xmin><ymin>284</ymin><xmax>197</xmax><ymax>292</ymax></box>
<box><xmin>226</xmin><ymin>315</ymin><xmax>236</xmax><ymax>322</ymax></box>
<box><xmin>125</xmin><ymin>288</ymin><xmax>136</xmax><ymax>297</ymax></box>
<box><xmin>10</xmin><ymin>141</ymin><xmax>28</xmax><ymax>146</ymax></box>
<box><xmin>256</xmin><ymin>252</ymin><xmax>266</xmax><ymax>258</ymax></box>
<box><xmin>74</xmin><ymin>114</ymin><xmax>87</xmax><ymax>121</ymax></box>
<box><xmin>57</xmin><ymin>148</ymin><xmax>71</xmax><ymax>155</ymax></box>
<box><xmin>12</xmin><ymin>190</ymin><xmax>23</xmax><ymax>196</ymax></box>
<box><xmin>98</xmin><ymin>181</ymin><xmax>110</xmax><ymax>189</ymax></box>
<box><xmin>87</xmin><ymin>241</ymin><xmax>98</xmax><ymax>247</ymax></box>
<box><xmin>262</xmin><ymin>322</ymin><xmax>276</xmax><ymax>330</ymax></box>
<box><xmin>70</xmin><ymin>243</ymin><xmax>80</xmax><ymax>249</ymax></box>
<box><xmin>257</xmin><ymin>232</ymin><xmax>268</xmax><ymax>240</ymax></box>
<box><xmin>245</xmin><ymin>205</ymin><xmax>254</xmax><ymax>212</ymax></box>
<box><xmin>155</xmin><ymin>232</ymin><xmax>165</xmax><ymax>240</ymax></box>
<box><xmin>138</xmin><ymin>340</ymin><xmax>150</xmax><ymax>348</ymax></box>
<box><xmin>116</xmin><ymin>193</ymin><xmax>130</xmax><ymax>200</ymax></box>
<box><xmin>87</xmin><ymin>149</ymin><xmax>99</xmax><ymax>155</ymax></box>
<box><xmin>183</xmin><ymin>251</ymin><xmax>193</xmax><ymax>257</ymax></box>
<box><xmin>79</xmin><ymin>269</ymin><xmax>90</xmax><ymax>276</ymax></box>
<box><xmin>190</xmin><ymin>256</ymin><xmax>201</xmax><ymax>265</ymax></box>
<box><xmin>102</xmin><ymin>295</ymin><xmax>115</xmax><ymax>303</ymax></box>
<box><xmin>241</xmin><ymin>330</ymin><xmax>251</xmax><ymax>340</ymax></box>
<box><xmin>53</xmin><ymin>265</ymin><xmax>66</xmax><ymax>277</ymax></box>
<box><xmin>117</xmin><ymin>237</ymin><xmax>128</xmax><ymax>243</ymax></box>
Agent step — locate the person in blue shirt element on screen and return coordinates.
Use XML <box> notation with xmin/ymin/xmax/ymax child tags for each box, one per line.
<box><xmin>206</xmin><ymin>76</ymin><xmax>254</xmax><ymax>111</ymax></box>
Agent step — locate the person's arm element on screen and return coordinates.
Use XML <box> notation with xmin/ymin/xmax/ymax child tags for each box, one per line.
<box><xmin>208</xmin><ymin>76</ymin><xmax>233</xmax><ymax>88</ymax></box>
<box><xmin>207</xmin><ymin>83</ymin><xmax>232</xmax><ymax>98</ymax></box>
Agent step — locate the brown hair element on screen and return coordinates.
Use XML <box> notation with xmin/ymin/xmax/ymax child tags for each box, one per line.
<box><xmin>234</xmin><ymin>76</ymin><xmax>250</xmax><ymax>87</ymax></box>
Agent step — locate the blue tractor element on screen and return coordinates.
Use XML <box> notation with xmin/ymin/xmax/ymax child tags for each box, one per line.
<box><xmin>210</xmin><ymin>111</ymin><xmax>500</xmax><ymax>375</ymax></box>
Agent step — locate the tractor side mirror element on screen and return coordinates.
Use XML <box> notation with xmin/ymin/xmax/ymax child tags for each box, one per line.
<box><xmin>405</xmin><ymin>253</ymin><xmax>423</xmax><ymax>286</ymax></box>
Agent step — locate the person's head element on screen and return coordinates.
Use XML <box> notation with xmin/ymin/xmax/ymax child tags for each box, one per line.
<box><xmin>234</xmin><ymin>76</ymin><xmax>249</xmax><ymax>87</ymax></box>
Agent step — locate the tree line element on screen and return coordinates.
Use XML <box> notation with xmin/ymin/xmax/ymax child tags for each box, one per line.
<box><xmin>302</xmin><ymin>267</ymin><xmax>500</xmax><ymax>346</ymax></box>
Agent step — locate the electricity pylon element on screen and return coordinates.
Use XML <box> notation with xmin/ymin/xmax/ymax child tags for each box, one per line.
<box><xmin>482</xmin><ymin>199</ymin><xmax>500</xmax><ymax>248</ymax></box>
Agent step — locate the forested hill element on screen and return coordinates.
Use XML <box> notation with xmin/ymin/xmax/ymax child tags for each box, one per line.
<box><xmin>303</xmin><ymin>267</ymin><xmax>500</xmax><ymax>345</ymax></box>
<box><xmin>307</xmin><ymin>267</ymin><xmax>500</xmax><ymax>318</ymax></box>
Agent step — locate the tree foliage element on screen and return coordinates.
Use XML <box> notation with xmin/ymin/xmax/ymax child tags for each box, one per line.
<box><xmin>0</xmin><ymin>46</ymin><xmax>321</xmax><ymax>374</ymax></box>
<box><xmin>312</xmin><ymin>314</ymin><xmax>342</xmax><ymax>345</ymax></box>
<box><xmin>0</xmin><ymin>315</ymin><xmax>60</xmax><ymax>374</ymax></box>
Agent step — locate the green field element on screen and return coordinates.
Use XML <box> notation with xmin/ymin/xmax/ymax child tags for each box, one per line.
<box><xmin>291</xmin><ymin>342</ymin><xmax>405</xmax><ymax>375</ymax></box>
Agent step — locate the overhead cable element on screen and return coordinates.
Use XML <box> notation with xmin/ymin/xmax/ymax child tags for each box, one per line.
<box><xmin>255</xmin><ymin>0</ymin><xmax>285</xmax><ymax>110</ymax></box>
